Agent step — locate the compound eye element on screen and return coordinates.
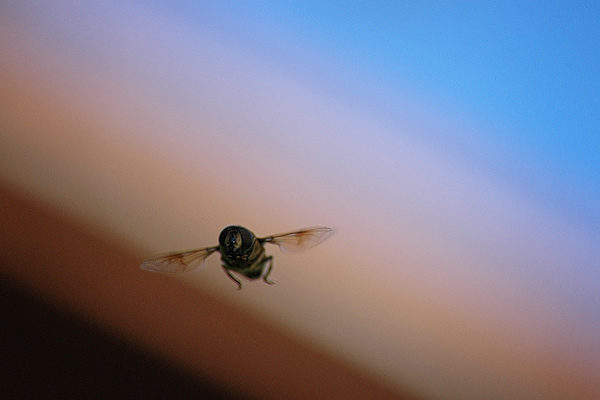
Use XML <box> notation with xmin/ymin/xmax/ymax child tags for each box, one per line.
<box><xmin>238</xmin><ymin>228</ymin><xmax>254</xmax><ymax>251</ymax></box>
<box><xmin>218</xmin><ymin>226</ymin><xmax>235</xmax><ymax>247</ymax></box>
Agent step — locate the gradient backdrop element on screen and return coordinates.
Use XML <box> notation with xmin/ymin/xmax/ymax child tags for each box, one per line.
<box><xmin>1</xmin><ymin>2</ymin><xmax>599</xmax><ymax>399</ymax></box>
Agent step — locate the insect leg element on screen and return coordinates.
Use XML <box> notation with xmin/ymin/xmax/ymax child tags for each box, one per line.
<box><xmin>222</xmin><ymin>266</ymin><xmax>243</xmax><ymax>290</ymax></box>
<box><xmin>262</xmin><ymin>256</ymin><xmax>275</xmax><ymax>285</ymax></box>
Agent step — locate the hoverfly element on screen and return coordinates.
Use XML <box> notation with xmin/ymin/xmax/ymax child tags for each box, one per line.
<box><xmin>141</xmin><ymin>226</ymin><xmax>333</xmax><ymax>289</ymax></box>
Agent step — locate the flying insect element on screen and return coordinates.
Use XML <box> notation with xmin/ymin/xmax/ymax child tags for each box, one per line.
<box><xmin>141</xmin><ymin>225</ymin><xmax>333</xmax><ymax>289</ymax></box>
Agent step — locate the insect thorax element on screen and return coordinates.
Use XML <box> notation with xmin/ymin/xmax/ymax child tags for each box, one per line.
<box><xmin>220</xmin><ymin>244</ymin><xmax>266</xmax><ymax>272</ymax></box>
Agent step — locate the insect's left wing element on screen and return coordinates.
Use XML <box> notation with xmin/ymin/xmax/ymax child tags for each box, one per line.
<box><xmin>260</xmin><ymin>227</ymin><xmax>334</xmax><ymax>253</ymax></box>
<box><xmin>140</xmin><ymin>246</ymin><xmax>219</xmax><ymax>273</ymax></box>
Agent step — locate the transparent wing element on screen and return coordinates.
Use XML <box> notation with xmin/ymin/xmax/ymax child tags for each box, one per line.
<box><xmin>260</xmin><ymin>227</ymin><xmax>334</xmax><ymax>253</ymax></box>
<box><xmin>140</xmin><ymin>246</ymin><xmax>219</xmax><ymax>273</ymax></box>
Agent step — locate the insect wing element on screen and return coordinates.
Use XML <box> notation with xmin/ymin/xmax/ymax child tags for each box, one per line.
<box><xmin>141</xmin><ymin>246</ymin><xmax>219</xmax><ymax>273</ymax></box>
<box><xmin>261</xmin><ymin>227</ymin><xmax>333</xmax><ymax>253</ymax></box>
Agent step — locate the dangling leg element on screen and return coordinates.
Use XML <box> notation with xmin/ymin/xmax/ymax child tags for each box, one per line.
<box><xmin>223</xmin><ymin>266</ymin><xmax>243</xmax><ymax>290</ymax></box>
<box><xmin>262</xmin><ymin>256</ymin><xmax>275</xmax><ymax>285</ymax></box>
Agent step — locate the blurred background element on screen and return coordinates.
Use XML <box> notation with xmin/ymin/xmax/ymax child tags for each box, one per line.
<box><xmin>1</xmin><ymin>1</ymin><xmax>599</xmax><ymax>399</ymax></box>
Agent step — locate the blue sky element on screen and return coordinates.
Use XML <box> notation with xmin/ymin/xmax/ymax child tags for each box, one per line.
<box><xmin>157</xmin><ymin>1</ymin><xmax>600</xmax><ymax>232</ymax></box>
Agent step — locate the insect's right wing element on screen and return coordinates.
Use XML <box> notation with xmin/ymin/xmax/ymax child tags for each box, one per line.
<box><xmin>260</xmin><ymin>227</ymin><xmax>334</xmax><ymax>253</ymax></box>
<box><xmin>140</xmin><ymin>246</ymin><xmax>219</xmax><ymax>274</ymax></box>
